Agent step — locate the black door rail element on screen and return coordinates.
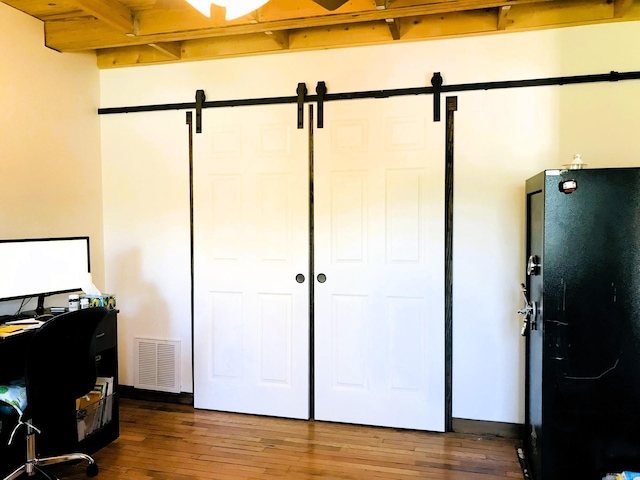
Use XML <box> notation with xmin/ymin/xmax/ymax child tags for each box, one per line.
<box><xmin>98</xmin><ymin>70</ymin><xmax>640</xmax><ymax>118</ymax></box>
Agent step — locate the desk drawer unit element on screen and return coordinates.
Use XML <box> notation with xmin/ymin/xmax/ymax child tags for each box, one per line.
<box><xmin>94</xmin><ymin>313</ymin><xmax>116</xmax><ymax>353</ymax></box>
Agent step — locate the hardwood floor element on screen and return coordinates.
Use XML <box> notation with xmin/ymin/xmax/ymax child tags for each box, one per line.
<box><xmin>51</xmin><ymin>399</ymin><xmax>524</xmax><ymax>480</ymax></box>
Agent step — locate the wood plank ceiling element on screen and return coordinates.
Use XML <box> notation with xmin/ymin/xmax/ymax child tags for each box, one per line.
<box><xmin>3</xmin><ymin>0</ymin><xmax>639</xmax><ymax>68</ymax></box>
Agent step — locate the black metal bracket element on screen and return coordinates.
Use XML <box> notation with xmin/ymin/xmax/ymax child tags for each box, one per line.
<box><xmin>316</xmin><ymin>81</ymin><xmax>327</xmax><ymax>129</ymax></box>
<box><xmin>296</xmin><ymin>83</ymin><xmax>308</xmax><ymax>129</ymax></box>
<box><xmin>431</xmin><ymin>72</ymin><xmax>443</xmax><ymax>122</ymax></box>
<box><xmin>195</xmin><ymin>89</ymin><xmax>206</xmax><ymax>134</ymax></box>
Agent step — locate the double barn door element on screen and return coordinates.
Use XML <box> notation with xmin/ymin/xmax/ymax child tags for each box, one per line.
<box><xmin>193</xmin><ymin>96</ymin><xmax>445</xmax><ymax>431</ymax></box>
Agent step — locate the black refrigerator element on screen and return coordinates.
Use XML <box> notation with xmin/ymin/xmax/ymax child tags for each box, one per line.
<box><xmin>523</xmin><ymin>167</ymin><xmax>640</xmax><ymax>480</ymax></box>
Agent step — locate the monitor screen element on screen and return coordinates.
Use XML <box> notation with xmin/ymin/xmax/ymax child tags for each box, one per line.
<box><xmin>0</xmin><ymin>237</ymin><xmax>90</xmax><ymax>302</ymax></box>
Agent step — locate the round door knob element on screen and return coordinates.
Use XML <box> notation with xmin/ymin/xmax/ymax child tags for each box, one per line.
<box><xmin>296</xmin><ymin>274</ymin><xmax>305</xmax><ymax>284</ymax></box>
<box><xmin>317</xmin><ymin>273</ymin><xmax>327</xmax><ymax>283</ymax></box>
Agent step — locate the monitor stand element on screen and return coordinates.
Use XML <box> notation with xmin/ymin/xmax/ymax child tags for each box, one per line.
<box><xmin>19</xmin><ymin>294</ymin><xmax>48</xmax><ymax>318</ymax></box>
<box><xmin>35</xmin><ymin>294</ymin><xmax>46</xmax><ymax>316</ymax></box>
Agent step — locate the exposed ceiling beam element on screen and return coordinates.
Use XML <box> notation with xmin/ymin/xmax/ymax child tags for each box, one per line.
<box><xmin>45</xmin><ymin>0</ymin><xmax>551</xmax><ymax>51</ymax></box>
<box><xmin>148</xmin><ymin>41</ymin><xmax>182</xmax><ymax>59</ymax></box>
<box><xmin>614</xmin><ymin>0</ymin><xmax>633</xmax><ymax>17</ymax></box>
<box><xmin>497</xmin><ymin>5</ymin><xmax>511</xmax><ymax>30</ymax></box>
<box><xmin>264</xmin><ymin>30</ymin><xmax>290</xmax><ymax>49</ymax></box>
<box><xmin>386</xmin><ymin>18</ymin><xmax>401</xmax><ymax>40</ymax></box>
<box><xmin>15</xmin><ymin>0</ymin><xmax>638</xmax><ymax>69</ymax></box>
<box><xmin>376</xmin><ymin>0</ymin><xmax>399</xmax><ymax>39</ymax></box>
<box><xmin>90</xmin><ymin>0</ymin><xmax>640</xmax><ymax>69</ymax></box>
<box><xmin>74</xmin><ymin>0</ymin><xmax>133</xmax><ymax>33</ymax></box>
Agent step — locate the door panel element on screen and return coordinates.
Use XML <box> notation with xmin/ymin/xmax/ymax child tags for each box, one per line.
<box><xmin>193</xmin><ymin>104</ymin><xmax>309</xmax><ymax>419</ymax></box>
<box><xmin>314</xmin><ymin>97</ymin><xmax>445</xmax><ymax>431</ymax></box>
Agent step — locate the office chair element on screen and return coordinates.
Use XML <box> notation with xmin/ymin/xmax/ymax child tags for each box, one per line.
<box><xmin>2</xmin><ymin>307</ymin><xmax>109</xmax><ymax>480</ymax></box>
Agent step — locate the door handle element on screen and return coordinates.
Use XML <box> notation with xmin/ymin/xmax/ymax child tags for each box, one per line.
<box><xmin>527</xmin><ymin>255</ymin><xmax>541</xmax><ymax>276</ymax></box>
<box><xmin>517</xmin><ymin>283</ymin><xmax>538</xmax><ymax>336</ymax></box>
<box><xmin>317</xmin><ymin>273</ymin><xmax>327</xmax><ymax>283</ymax></box>
<box><xmin>296</xmin><ymin>274</ymin><xmax>305</xmax><ymax>284</ymax></box>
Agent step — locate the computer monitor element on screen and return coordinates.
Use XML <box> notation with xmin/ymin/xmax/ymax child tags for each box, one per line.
<box><xmin>0</xmin><ymin>237</ymin><xmax>90</xmax><ymax>315</ymax></box>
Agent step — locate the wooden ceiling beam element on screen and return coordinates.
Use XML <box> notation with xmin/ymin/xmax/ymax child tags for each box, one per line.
<box><xmin>45</xmin><ymin>0</ymin><xmax>551</xmax><ymax>51</ymax></box>
<box><xmin>95</xmin><ymin>32</ymin><xmax>331</xmax><ymax>69</ymax></box>
<box><xmin>386</xmin><ymin>18</ymin><xmax>402</xmax><ymax>40</ymax></box>
<box><xmin>96</xmin><ymin>11</ymin><xmax>500</xmax><ymax>68</ymax></box>
<box><xmin>509</xmin><ymin>0</ymin><xmax>615</xmax><ymax>30</ymax></box>
<box><xmin>614</xmin><ymin>0</ymin><xmax>633</xmax><ymax>17</ymax></box>
<box><xmin>264</xmin><ymin>30</ymin><xmax>290</xmax><ymax>49</ymax></box>
<box><xmin>497</xmin><ymin>5</ymin><xmax>511</xmax><ymax>30</ymax></box>
<box><xmin>376</xmin><ymin>0</ymin><xmax>400</xmax><ymax>39</ymax></box>
<box><xmin>35</xmin><ymin>0</ymin><xmax>640</xmax><ymax>68</ymax></box>
<box><xmin>97</xmin><ymin>45</ymin><xmax>181</xmax><ymax>67</ymax></box>
<box><xmin>139</xmin><ymin>0</ymin><xmax>550</xmax><ymax>36</ymax></box>
<box><xmin>74</xmin><ymin>0</ymin><xmax>133</xmax><ymax>33</ymax></box>
<box><xmin>402</xmin><ymin>9</ymin><xmax>497</xmax><ymax>40</ymax></box>
<box><xmin>148</xmin><ymin>41</ymin><xmax>182</xmax><ymax>59</ymax></box>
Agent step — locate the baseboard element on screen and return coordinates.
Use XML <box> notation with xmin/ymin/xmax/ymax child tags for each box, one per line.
<box><xmin>115</xmin><ymin>390</ymin><xmax>523</xmax><ymax>437</ymax></box>
<box><xmin>118</xmin><ymin>385</ymin><xmax>194</xmax><ymax>406</ymax></box>
<box><xmin>452</xmin><ymin>417</ymin><xmax>523</xmax><ymax>439</ymax></box>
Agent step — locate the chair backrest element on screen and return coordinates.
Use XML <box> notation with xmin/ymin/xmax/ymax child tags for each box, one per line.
<box><xmin>25</xmin><ymin>307</ymin><xmax>109</xmax><ymax>409</ymax></box>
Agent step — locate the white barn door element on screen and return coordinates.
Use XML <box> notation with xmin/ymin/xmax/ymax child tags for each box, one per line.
<box><xmin>193</xmin><ymin>104</ymin><xmax>310</xmax><ymax>419</ymax></box>
<box><xmin>313</xmin><ymin>96</ymin><xmax>445</xmax><ymax>431</ymax></box>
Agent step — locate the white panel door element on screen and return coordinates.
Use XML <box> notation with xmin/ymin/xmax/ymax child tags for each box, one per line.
<box><xmin>314</xmin><ymin>96</ymin><xmax>445</xmax><ymax>431</ymax></box>
<box><xmin>193</xmin><ymin>104</ymin><xmax>309</xmax><ymax>419</ymax></box>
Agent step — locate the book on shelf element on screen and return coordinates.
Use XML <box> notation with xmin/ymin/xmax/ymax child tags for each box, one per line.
<box><xmin>95</xmin><ymin>376</ymin><xmax>114</xmax><ymax>427</ymax></box>
<box><xmin>76</xmin><ymin>390</ymin><xmax>102</xmax><ymax>441</ymax></box>
<box><xmin>76</xmin><ymin>375</ymin><xmax>114</xmax><ymax>441</ymax></box>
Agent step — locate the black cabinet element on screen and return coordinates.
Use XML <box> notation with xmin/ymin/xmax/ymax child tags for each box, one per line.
<box><xmin>78</xmin><ymin>309</ymin><xmax>120</xmax><ymax>454</ymax></box>
<box><xmin>0</xmin><ymin>310</ymin><xmax>119</xmax><ymax>474</ymax></box>
<box><xmin>524</xmin><ymin>168</ymin><xmax>640</xmax><ymax>480</ymax></box>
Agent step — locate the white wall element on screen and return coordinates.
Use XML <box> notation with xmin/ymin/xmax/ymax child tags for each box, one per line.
<box><xmin>0</xmin><ymin>4</ymin><xmax>102</xmax><ymax>316</ymax></box>
<box><xmin>100</xmin><ymin>21</ymin><xmax>640</xmax><ymax>422</ymax></box>
<box><xmin>100</xmin><ymin>110</ymin><xmax>190</xmax><ymax>393</ymax></box>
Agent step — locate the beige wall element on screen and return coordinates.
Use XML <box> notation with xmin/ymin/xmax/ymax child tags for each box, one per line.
<box><xmin>0</xmin><ymin>3</ymin><xmax>102</xmax><ymax>314</ymax></box>
<box><xmin>99</xmin><ymin>21</ymin><xmax>640</xmax><ymax>424</ymax></box>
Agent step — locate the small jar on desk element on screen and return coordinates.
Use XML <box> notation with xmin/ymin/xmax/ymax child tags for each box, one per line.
<box><xmin>68</xmin><ymin>295</ymin><xmax>80</xmax><ymax>312</ymax></box>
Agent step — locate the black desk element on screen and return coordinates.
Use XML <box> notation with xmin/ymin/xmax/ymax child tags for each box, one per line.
<box><xmin>0</xmin><ymin>327</ymin><xmax>32</xmax><ymax>384</ymax></box>
<box><xmin>0</xmin><ymin>310</ymin><xmax>120</xmax><ymax>476</ymax></box>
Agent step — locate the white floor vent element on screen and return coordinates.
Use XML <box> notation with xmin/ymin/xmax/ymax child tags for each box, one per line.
<box><xmin>134</xmin><ymin>338</ymin><xmax>181</xmax><ymax>393</ymax></box>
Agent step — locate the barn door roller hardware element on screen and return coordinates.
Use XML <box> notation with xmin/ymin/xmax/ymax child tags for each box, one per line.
<box><xmin>195</xmin><ymin>89</ymin><xmax>206</xmax><ymax>133</ymax></box>
<box><xmin>297</xmin><ymin>83</ymin><xmax>308</xmax><ymax>129</ymax></box>
<box><xmin>315</xmin><ymin>81</ymin><xmax>327</xmax><ymax>129</ymax></box>
<box><xmin>431</xmin><ymin>72</ymin><xmax>443</xmax><ymax>122</ymax></box>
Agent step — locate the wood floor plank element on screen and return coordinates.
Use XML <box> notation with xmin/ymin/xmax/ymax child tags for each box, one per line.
<box><xmin>48</xmin><ymin>398</ymin><xmax>523</xmax><ymax>480</ymax></box>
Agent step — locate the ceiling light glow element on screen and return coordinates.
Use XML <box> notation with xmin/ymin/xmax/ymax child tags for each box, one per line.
<box><xmin>186</xmin><ymin>0</ymin><xmax>269</xmax><ymax>19</ymax></box>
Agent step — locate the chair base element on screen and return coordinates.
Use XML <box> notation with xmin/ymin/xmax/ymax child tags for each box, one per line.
<box><xmin>4</xmin><ymin>421</ymin><xmax>97</xmax><ymax>480</ymax></box>
<box><xmin>4</xmin><ymin>464</ymin><xmax>57</xmax><ymax>480</ymax></box>
<box><xmin>4</xmin><ymin>452</ymin><xmax>97</xmax><ymax>480</ymax></box>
